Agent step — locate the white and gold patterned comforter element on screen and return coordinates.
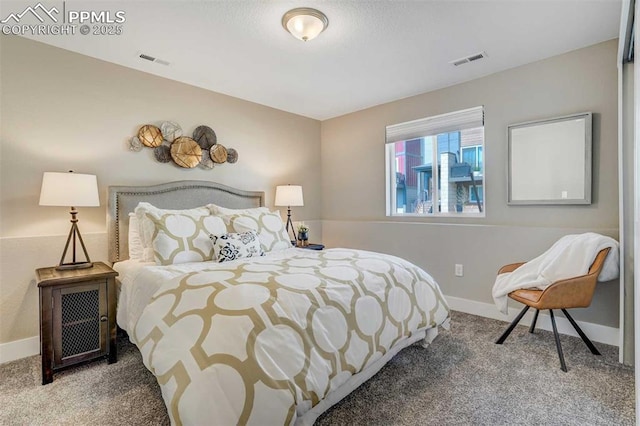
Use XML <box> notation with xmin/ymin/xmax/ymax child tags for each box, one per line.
<box><xmin>126</xmin><ymin>248</ymin><xmax>450</xmax><ymax>425</ymax></box>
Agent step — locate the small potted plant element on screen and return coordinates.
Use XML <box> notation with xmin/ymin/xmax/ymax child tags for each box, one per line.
<box><xmin>297</xmin><ymin>223</ymin><xmax>309</xmax><ymax>247</ymax></box>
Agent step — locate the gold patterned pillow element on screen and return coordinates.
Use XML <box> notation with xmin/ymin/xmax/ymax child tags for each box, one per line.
<box><xmin>135</xmin><ymin>202</ymin><xmax>210</xmax><ymax>262</ymax></box>
<box><xmin>146</xmin><ymin>213</ymin><xmax>226</xmax><ymax>265</ymax></box>
<box><xmin>219</xmin><ymin>210</ymin><xmax>292</xmax><ymax>253</ymax></box>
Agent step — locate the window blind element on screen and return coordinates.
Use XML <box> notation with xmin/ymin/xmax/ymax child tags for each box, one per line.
<box><xmin>385</xmin><ymin>106</ymin><xmax>484</xmax><ymax>144</ymax></box>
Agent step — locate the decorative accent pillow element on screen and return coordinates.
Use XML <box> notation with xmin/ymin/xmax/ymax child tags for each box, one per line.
<box><xmin>145</xmin><ymin>213</ymin><xmax>226</xmax><ymax>266</ymax></box>
<box><xmin>218</xmin><ymin>210</ymin><xmax>292</xmax><ymax>253</ymax></box>
<box><xmin>135</xmin><ymin>202</ymin><xmax>210</xmax><ymax>262</ymax></box>
<box><xmin>209</xmin><ymin>230</ymin><xmax>264</xmax><ymax>263</ymax></box>
<box><xmin>128</xmin><ymin>213</ymin><xmax>144</xmax><ymax>261</ymax></box>
<box><xmin>207</xmin><ymin>203</ymin><xmax>270</xmax><ymax>216</ymax></box>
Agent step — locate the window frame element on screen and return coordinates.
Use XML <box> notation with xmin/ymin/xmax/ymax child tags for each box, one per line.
<box><xmin>385</xmin><ymin>106</ymin><xmax>486</xmax><ymax>218</ymax></box>
<box><xmin>469</xmin><ymin>184</ymin><xmax>484</xmax><ymax>203</ymax></box>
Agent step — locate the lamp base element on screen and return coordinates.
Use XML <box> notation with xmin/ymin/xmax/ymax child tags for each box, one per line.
<box><xmin>56</xmin><ymin>261</ymin><xmax>94</xmax><ymax>271</ymax></box>
<box><xmin>284</xmin><ymin>206</ymin><xmax>297</xmax><ymax>245</ymax></box>
<box><xmin>57</xmin><ymin>208</ymin><xmax>93</xmax><ymax>270</ymax></box>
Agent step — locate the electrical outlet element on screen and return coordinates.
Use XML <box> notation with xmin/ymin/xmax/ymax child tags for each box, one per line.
<box><xmin>455</xmin><ymin>264</ymin><xmax>464</xmax><ymax>277</ymax></box>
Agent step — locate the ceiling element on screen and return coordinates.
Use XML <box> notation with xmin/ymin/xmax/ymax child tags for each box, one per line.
<box><xmin>13</xmin><ymin>0</ymin><xmax>622</xmax><ymax>120</ymax></box>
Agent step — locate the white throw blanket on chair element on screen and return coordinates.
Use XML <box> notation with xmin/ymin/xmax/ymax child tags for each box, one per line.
<box><xmin>492</xmin><ymin>233</ymin><xmax>619</xmax><ymax>314</ymax></box>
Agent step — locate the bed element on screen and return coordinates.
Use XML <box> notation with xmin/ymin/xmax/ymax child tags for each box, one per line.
<box><xmin>108</xmin><ymin>180</ymin><xmax>450</xmax><ymax>426</ymax></box>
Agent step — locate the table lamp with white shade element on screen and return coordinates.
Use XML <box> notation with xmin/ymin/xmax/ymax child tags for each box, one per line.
<box><xmin>39</xmin><ymin>171</ymin><xmax>100</xmax><ymax>270</ymax></box>
<box><xmin>274</xmin><ymin>184</ymin><xmax>304</xmax><ymax>243</ymax></box>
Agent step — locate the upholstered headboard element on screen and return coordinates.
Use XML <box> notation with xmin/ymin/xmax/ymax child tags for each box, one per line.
<box><xmin>107</xmin><ymin>180</ymin><xmax>264</xmax><ymax>263</ymax></box>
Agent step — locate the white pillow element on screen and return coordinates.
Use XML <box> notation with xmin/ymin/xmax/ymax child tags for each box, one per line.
<box><xmin>147</xmin><ymin>213</ymin><xmax>226</xmax><ymax>265</ymax></box>
<box><xmin>207</xmin><ymin>203</ymin><xmax>270</xmax><ymax>216</ymax></box>
<box><xmin>134</xmin><ymin>202</ymin><xmax>211</xmax><ymax>262</ymax></box>
<box><xmin>217</xmin><ymin>209</ymin><xmax>292</xmax><ymax>253</ymax></box>
<box><xmin>128</xmin><ymin>213</ymin><xmax>144</xmax><ymax>261</ymax></box>
<box><xmin>209</xmin><ymin>230</ymin><xmax>264</xmax><ymax>263</ymax></box>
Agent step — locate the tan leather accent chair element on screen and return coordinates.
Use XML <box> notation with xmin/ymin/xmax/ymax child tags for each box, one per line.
<box><xmin>495</xmin><ymin>248</ymin><xmax>611</xmax><ymax>372</ymax></box>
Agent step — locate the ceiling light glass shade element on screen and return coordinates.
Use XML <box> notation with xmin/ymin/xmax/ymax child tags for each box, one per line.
<box><xmin>282</xmin><ymin>8</ymin><xmax>328</xmax><ymax>42</ymax></box>
<box><xmin>274</xmin><ymin>185</ymin><xmax>304</xmax><ymax>206</ymax></box>
<box><xmin>39</xmin><ymin>172</ymin><xmax>100</xmax><ymax>207</ymax></box>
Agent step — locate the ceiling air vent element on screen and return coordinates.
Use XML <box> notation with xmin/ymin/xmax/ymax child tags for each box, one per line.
<box><xmin>138</xmin><ymin>53</ymin><xmax>170</xmax><ymax>66</ymax></box>
<box><xmin>450</xmin><ymin>51</ymin><xmax>487</xmax><ymax>66</ymax></box>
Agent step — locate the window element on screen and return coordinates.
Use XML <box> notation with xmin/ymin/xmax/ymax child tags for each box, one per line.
<box><xmin>386</xmin><ymin>106</ymin><xmax>484</xmax><ymax>216</ymax></box>
<box><xmin>469</xmin><ymin>185</ymin><xmax>483</xmax><ymax>203</ymax></box>
<box><xmin>462</xmin><ymin>145</ymin><xmax>483</xmax><ymax>171</ymax></box>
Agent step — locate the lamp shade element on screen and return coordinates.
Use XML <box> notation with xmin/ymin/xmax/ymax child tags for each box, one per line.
<box><xmin>39</xmin><ymin>172</ymin><xmax>100</xmax><ymax>207</ymax></box>
<box><xmin>274</xmin><ymin>185</ymin><xmax>304</xmax><ymax>207</ymax></box>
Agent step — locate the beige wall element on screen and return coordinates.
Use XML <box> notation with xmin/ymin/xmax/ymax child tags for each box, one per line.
<box><xmin>0</xmin><ymin>36</ymin><xmax>321</xmax><ymax>345</ymax></box>
<box><xmin>320</xmin><ymin>40</ymin><xmax>620</xmax><ymax>327</ymax></box>
<box><xmin>0</xmin><ymin>36</ymin><xmax>622</xmax><ymax>354</ymax></box>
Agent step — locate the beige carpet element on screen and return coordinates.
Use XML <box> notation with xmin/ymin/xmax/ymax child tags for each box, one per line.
<box><xmin>0</xmin><ymin>311</ymin><xmax>634</xmax><ymax>425</ymax></box>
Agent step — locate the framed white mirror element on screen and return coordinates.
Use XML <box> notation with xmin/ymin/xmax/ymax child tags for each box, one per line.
<box><xmin>508</xmin><ymin>112</ymin><xmax>592</xmax><ymax>205</ymax></box>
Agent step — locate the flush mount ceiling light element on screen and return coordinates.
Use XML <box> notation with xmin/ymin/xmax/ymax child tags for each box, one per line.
<box><xmin>282</xmin><ymin>7</ymin><xmax>329</xmax><ymax>42</ymax></box>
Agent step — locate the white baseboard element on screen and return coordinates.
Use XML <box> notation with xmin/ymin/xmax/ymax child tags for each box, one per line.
<box><xmin>446</xmin><ymin>296</ymin><xmax>620</xmax><ymax>347</ymax></box>
<box><xmin>0</xmin><ymin>336</ymin><xmax>39</xmax><ymax>364</ymax></box>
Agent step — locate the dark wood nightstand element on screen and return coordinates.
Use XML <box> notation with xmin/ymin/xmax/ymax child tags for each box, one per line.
<box><xmin>36</xmin><ymin>262</ymin><xmax>118</xmax><ymax>385</ymax></box>
<box><xmin>300</xmin><ymin>243</ymin><xmax>325</xmax><ymax>250</ymax></box>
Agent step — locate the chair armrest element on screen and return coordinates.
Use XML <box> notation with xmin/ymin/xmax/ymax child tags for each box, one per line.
<box><xmin>498</xmin><ymin>262</ymin><xmax>526</xmax><ymax>274</ymax></box>
<box><xmin>537</xmin><ymin>273</ymin><xmax>597</xmax><ymax>309</ymax></box>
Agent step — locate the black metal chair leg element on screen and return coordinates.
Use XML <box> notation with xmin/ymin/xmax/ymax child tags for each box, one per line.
<box><xmin>549</xmin><ymin>310</ymin><xmax>567</xmax><ymax>372</ymax></box>
<box><xmin>496</xmin><ymin>306</ymin><xmax>530</xmax><ymax>344</ymax></box>
<box><xmin>529</xmin><ymin>309</ymin><xmax>539</xmax><ymax>333</ymax></box>
<box><xmin>561</xmin><ymin>308</ymin><xmax>601</xmax><ymax>355</ymax></box>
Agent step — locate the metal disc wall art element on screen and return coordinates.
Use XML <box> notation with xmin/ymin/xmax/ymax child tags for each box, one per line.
<box><xmin>171</xmin><ymin>137</ymin><xmax>202</xmax><ymax>168</ymax></box>
<box><xmin>130</xmin><ymin>122</ymin><xmax>239</xmax><ymax>170</ymax></box>
<box><xmin>210</xmin><ymin>144</ymin><xmax>228</xmax><ymax>164</ymax></box>
<box><xmin>138</xmin><ymin>124</ymin><xmax>163</xmax><ymax>147</ymax></box>
<box><xmin>129</xmin><ymin>136</ymin><xmax>143</xmax><ymax>152</ymax></box>
<box><xmin>193</xmin><ymin>125</ymin><xmax>217</xmax><ymax>149</ymax></box>
<box><xmin>160</xmin><ymin>121</ymin><xmax>183</xmax><ymax>142</ymax></box>
<box><xmin>199</xmin><ymin>149</ymin><xmax>215</xmax><ymax>169</ymax></box>
<box><xmin>226</xmin><ymin>148</ymin><xmax>238</xmax><ymax>164</ymax></box>
<box><xmin>154</xmin><ymin>145</ymin><xmax>172</xmax><ymax>163</ymax></box>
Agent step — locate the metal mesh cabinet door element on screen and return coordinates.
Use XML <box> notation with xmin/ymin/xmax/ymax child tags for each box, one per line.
<box><xmin>52</xmin><ymin>280</ymin><xmax>108</xmax><ymax>368</ymax></box>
